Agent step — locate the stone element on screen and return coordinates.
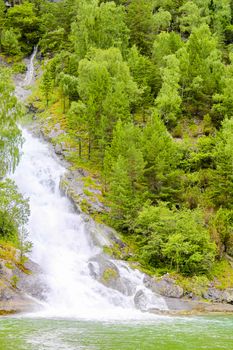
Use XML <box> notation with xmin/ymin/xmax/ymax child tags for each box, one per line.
<box><xmin>134</xmin><ymin>290</ymin><xmax>148</xmax><ymax>311</ymax></box>
<box><xmin>133</xmin><ymin>288</ymin><xmax>167</xmax><ymax>312</ymax></box>
<box><xmin>15</xmin><ymin>260</ymin><xmax>48</xmax><ymax>300</ymax></box>
<box><xmin>55</xmin><ymin>143</ymin><xmax>62</xmax><ymax>155</ymax></box>
<box><xmin>203</xmin><ymin>287</ymin><xmax>233</xmax><ymax>304</ymax></box>
<box><xmin>88</xmin><ymin>254</ymin><xmax>135</xmax><ymax>296</ymax></box>
<box><xmin>144</xmin><ymin>275</ymin><xmax>184</xmax><ymax>298</ymax></box>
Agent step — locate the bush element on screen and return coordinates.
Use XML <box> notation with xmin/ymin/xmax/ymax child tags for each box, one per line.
<box><xmin>12</xmin><ymin>62</ymin><xmax>27</xmax><ymax>74</ymax></box>
<box><xmin>1</xmin><ymin>29</ymin><xmax>21</xmax><ymax>56</ymax></box>
<box><xmin>135</xmin><ymin>203</ymin><xmax>216</xmax><ymax>275</ymax></box>
<box><xmin>0</xmin><ymin>179</ymin><xmax>29</xmax><ymax>249</ymax></box>
<box><xmin>209</xmin><ymin>208</ymin><xmax>233</xmax><ymax>257</ymax></box>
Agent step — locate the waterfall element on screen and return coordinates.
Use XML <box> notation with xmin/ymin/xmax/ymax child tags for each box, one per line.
<box><xmin>11</xmin><ymin>49</ymin><xmax>167</xmax><ymax>321</ymax></box>
<box><xmin>24</xmin><ymin>46</ymin><xmax>38</xmax><ymax>86</ymax></box>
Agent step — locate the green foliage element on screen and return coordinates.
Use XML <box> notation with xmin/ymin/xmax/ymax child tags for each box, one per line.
<box><xmin>0</xmin><ymin>67</ymin><xmax>22</xmax><ymax>177</ymax></box>
<box><xmin>210</xmin><ymin>259</ymin><xmax>233</xmax><ymax>289</ymax></box>
<box><xmin>71</xmin><ymin>0</ymin><xmax>129</xmax><ymax>60</ymax></box>
<box><xmin>72</xmin><ymin>47</ymin><xmax>138</xmax><ymax>159</ymax></box>
<box><xmin>102</xmin><ymin>268</ymin><xmax>118</xmax><ymax>282</ymax></box>
<box><xmin>104</xmin><ymin>121</ymin><xmax>145</xmax><ymax>227</ymax></box>
<box><xmin>6</xmin><ymin>1</ymin><xmax>40</xmax><ymax>52</ymax></box>
<box><xmin>178</xmin><ymin>24</ymin><xmax>223</xmax><ymax>115</ymax></box>
<box><xmin>0</xmin><ymin>179</ymin><xmax>29</xmax><ymax>245</ymax></box>
<box><xmin>1</xmin><ymin>28</ymin><xmax>21</xmax><ymax>56</ymax></box>
<box><xmin>10</xmin><ymin>275</ymin><xmax>19</xmax><ymax>288</ymax></box>
<box><xmin>12</xmin><ymin>62</ymin><xmax>27</xmax><ymax>74</ymax></box>
<box><xmin>209</xmin><ymin>208</ymin><xmax>233</xmax><ymax>257</ymax></box>
<box><xmin>211</xmin><ymin>117</ymin><xmax>233</xmax><ymax>207</ymax></box>
<box><xmin>126</xmin><ymin>0</ymin><xmax>160</xmax><ymax>55</ymax></box>
<box><xmin>135</xmin><ymin>204</ymin><xmax>216</xmax><ymax>274</ymax></box>
<box><xmin>155</xmin><ymin>54</ymin><xmax>181</xmax><ymax>125</ymax></box>
<box><xmin>179</xmin><ymin>1</ymin><xmax>209</xmax><ymax>34</ymax></box>
<box><xmin>177</xmin><ymin>275</ymin><xmax>210</xmax><ymax>296</ymax></box>
<box><xmin>141</xmin><ymin>113</ymin><xmax>181</xmax><ymax>201</ymax></box>
<box><xmin>21</xmin><ymin>0</ymin><xmax>233</xmax><ymax>279</ymax></box>
<box><xmin>127</xmin><ymin>45</ymin><xmax>156</xmax><ymax>114</ymax></box>
<box><xmin>40</xmin><ymin>69</ymin><xmax>53</xmax><ymax>106</ymax></box>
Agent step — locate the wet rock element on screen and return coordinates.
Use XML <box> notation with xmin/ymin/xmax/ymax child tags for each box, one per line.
<box><xmin>134</xmin><ymin>289</ymin><xmax>166</xmax><ymax>312</ymax></box>
<box><xmin>134</xmin><ymin>290</ymin><xmax>148</xmax><ymax>310</ymax></box>
<box><xmin>15</xmin><ymin>260</ymin><xmax>48</xmax><ymax>300</ymax></box>
<box><xmin>144</xmin><ymin>275</ymin><xmax>184</xmax><ymax>298</ymax></box>
<box><xmin>0</xmin><ymin>260</ymin><xmax>14</xmax><ymax>281</ymax></box>
<box><xmin>0</xmin><ymin>287</ymin><xmax>15</xmax><ymax>301</ymax></box>
<box><xmin>55</xmin><ymin>143</ymin><xmax>62</xmax><ymax>155</ymax></box>
<box><xmin>164</xmin><ymin>297</ymin><xmax>194</xmax><ymax>311</ymax></box>
<box><xmin>88</xmin><ymin>254</ymin><xmax>134</xmax><ymax>296</ymax></box>
<box><xmin>0</xmin><ymin>256</ymin><xmax>43</xmax><ymax>314</ymax></box>
<box><xmin>17</xmin><ymin>275</ymin><xmax>48</xmax><ymax>300</ymax></box>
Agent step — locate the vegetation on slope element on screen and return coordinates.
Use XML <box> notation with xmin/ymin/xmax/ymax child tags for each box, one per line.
<box><xmin>2</xmin><ymin>0</ymin><xmax>233</xmax><ymax>290</ymax></box>
<box><xmin>0</xmin><ymin>55</ymin><xmax>29</xmax><ymax>264</ymax></box>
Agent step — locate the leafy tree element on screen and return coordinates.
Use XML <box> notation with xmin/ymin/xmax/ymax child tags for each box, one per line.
<box><xmin>141</xmin><ymin>113</ymin><xmax>181</xmax><ymax>202</ymax></box>
<box><xmin>0</xmin><ymin>179</ymin><xmax>29</xmax><ymax>244</ymax></box>
<box><xmin>179</xmin><ymin>1</ymin><xmax>209</xmax><ymax>34</ymax></box>
<box><xmin>210</xmin><ymin>0</ymin><xmax>231</xmax><ymax>37</ymax></box>
<box><xmin>1</xmin><ymin>28</ymin><xmax>21</xmax><ymax>55</ymax></box>
<box><xmin>155</xmin><ymin>54</ymin><xmax>181</xmax><ymax>125</ymax></box>
<box><xmin>105</xmin><ymin>121</ymin><xmax>145</xmax><ymax>227</ymax></box>
<box><xmin>212</xmin><ymin>53</ymin><xmax>233</xmax><ymax>123</ymax></box>
<box><xmin>71</xmin><ymin>0</ymin><xmax>129</xmax><ymax>60</ymax></box>
<box><xmin>152</xmin><ymin>31</ymin><xmax>183</xmax><ymax>68</ymax></box>
<box><xmin>127</xmin><ymin>45</ymin><xmax>156</xmax><ymax>115</ymax></box>
<box><xmin>39</xmin><ymin>27</ymin><xmax>65</xmax><ymax>54</ymax></box>
<box><xmin>0</xmin><ymin>67</ymin><xmax>29</xmax><ymax>256</ymax></box>
<box><xmin>211</xmin><ymin>117</ymin><xmax>233</xmax><ymax>207</ymax></box>
<box><xmin>76</xmin><ymin>48</ymin><xmax>138</xmax><ymax>159</ymax></box>
<box><xmin>178</xmin><ymin>24</ymin><xmax>223</xmax><ymax>115</ymax></box>
<box><xmin>126</xmin><ymin>0</ymin><xmax>156</xmax><ymax>55</ymax></box>
<box><xmin>6</xmin><ymin>1</ymin><xmax>40</xmax><ymax>52</ymax></box>
<box><xmin>58</xmin><ymin>72</ymin><xmax>78</xmax><ymax>112</ymax></box>
<box><xmin>108</xmin><ymin>151</ymin><xmax>145</xmax><ymax>227</ymax></box>
<box><xmin>135</xmin><ymin>204</ymin><xmax>216</xmax><ymax>274</ymax></box>
<box><xmin>209</xmin><ymin>208</ymin><xmax>233</xmax><ymax>257</ymax></box>
<box><xmin>40</xmin><ymin>69</ymin><xmax>53</xmax><ymax>107</ymax></box>
<box><xmin>0</xmin><ymin>67</ymin><xmax>22</xmax><ymax>177</ymax></box>
<box><xmin>104</xmin><ymin>120</ymin><xmax>143</xmax><ymax>180</ymax></box>
<box><xmin>153</xmin><ymin>8</ymin><xmax>171</xmax><ymax>34</ymax></box>
<box><xmin>0</xmin><ymin>0</ymin><xmax>6</xmax><ymax>33</ymax></box>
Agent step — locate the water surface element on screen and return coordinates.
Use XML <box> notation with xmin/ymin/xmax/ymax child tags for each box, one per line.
<box><xmin>0</xmin><ymin>316</ymin><xmax>232</xmax><ymax>350</ymax></box>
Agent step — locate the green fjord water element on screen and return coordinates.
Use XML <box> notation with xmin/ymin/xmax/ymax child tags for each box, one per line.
<box><xmin>0</xmin><ymin>316</ymin><xmax>232</xmax><ymax>350</ymax></box>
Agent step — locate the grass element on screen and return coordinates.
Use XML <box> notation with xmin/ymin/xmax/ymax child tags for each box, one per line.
<box><xmin>0</xmin><ymin>241</ymin><xmax>18</xmax><ymax>263</ymax></box>
<box><xmin>102</xmin><ymin>268</ymin><xmax>118</xmax><ymax>283</ymax></box>
<box><xmin>210</xmin><ymin>259</ymin><xmax>233</xmax><ymax>290</ymax></box>
<box><xmin>0</xmin><ymin>241</ymin><xmax>30</xmax><ymax>274</ymax></box>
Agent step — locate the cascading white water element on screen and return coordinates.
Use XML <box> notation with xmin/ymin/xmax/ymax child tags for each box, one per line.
<box><xmin>11</xmin><ymin>49</ymin><xmax>167</xmax><ymax>321</ymax></box>
<box><xmin>24</xmin><ymin>46</ymin><xmax>38</xmax><ymax>86</ymax></box>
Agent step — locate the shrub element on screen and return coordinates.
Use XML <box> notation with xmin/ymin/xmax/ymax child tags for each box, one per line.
<box><xmin>135</xmin><ymin>203</ymin><xmax>216</xmax><ymax>275</ymax></box>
